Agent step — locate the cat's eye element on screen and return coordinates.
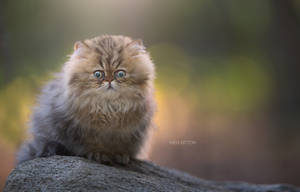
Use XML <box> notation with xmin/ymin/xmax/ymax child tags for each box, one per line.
<box><xmin>94</xmin><ymin>70</ymin><xmax>104</xmax><ymax>79</ymax></box>
<box><xmin>115</xmin><ymin>70</ymin><xmax>126</xmax><ymax>78</ymax></box>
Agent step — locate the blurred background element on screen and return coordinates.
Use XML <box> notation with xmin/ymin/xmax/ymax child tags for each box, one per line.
<box><xmin>0</xmin><ymin>0</ymin><xmax>300</xmax><ymax>190</ymax></box>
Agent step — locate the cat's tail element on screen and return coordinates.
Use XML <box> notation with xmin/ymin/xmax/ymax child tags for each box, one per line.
<box><xmin>16</xmin><ymin>137</ymin><xmax>72</xmax><ymax>165</ymax></box>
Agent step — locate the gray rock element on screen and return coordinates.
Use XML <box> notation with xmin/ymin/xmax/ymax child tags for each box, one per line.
<box><xmin>4</xmin><ymin>156</ymin><xmax>300</xmax><ymax>192</ymax></box>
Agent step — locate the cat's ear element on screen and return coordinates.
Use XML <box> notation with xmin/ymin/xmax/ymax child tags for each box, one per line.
<box><xmin>127</xmin><ymin>39</ymin><xmax>146</xmax><ymax>55</ymax></box>
<box><xmin>135</xmin><ymin>39</ymin><xmax>144</xmax><ymax>46</ymax></box>
<box><xmin>127</xmin><ymin>39</ymin><xmax>144</xmax><ymax>48</ymax></box>
<box><xmin>72</xmin><ymin>41</ymin><xmax>89</xmax><ymax>59</ymax></box>
<box><xmin>74</xmin><ymin>41</ymin><xmax>89</xmax><ymax>51</ymax></box>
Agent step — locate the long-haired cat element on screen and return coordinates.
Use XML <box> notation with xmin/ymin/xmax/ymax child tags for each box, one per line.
<box><xmin>17</xmin><ymin>35</ymin><xmax>156</xmax><ymax>165</ymax></box>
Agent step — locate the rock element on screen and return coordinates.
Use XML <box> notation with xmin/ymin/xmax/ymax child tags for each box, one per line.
<box><xmin>4</xmin><ymin>156</ymin><xmax>300</xmax><ymax>192</ymax></box>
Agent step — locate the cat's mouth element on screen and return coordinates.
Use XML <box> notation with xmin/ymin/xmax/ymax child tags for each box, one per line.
<box><xmin>106</xmin><ymin>84</ymin><xmax>115</xmax><ymax>90</ymax></box>
<box><xmin>101</xmin><ymin>81</ymin><xmax>117</xmax><ymax>91</ymax></box>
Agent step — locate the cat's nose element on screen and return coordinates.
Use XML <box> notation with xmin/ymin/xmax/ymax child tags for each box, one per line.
<box><xmin>104</xmin><ymin>75</ymin><xmax>114</xmax><ymax>83</ymax></box>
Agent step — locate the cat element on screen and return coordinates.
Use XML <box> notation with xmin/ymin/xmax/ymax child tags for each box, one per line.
<box><xmin>17</xmin><ymin>35</ymin><xmax>156</xmax><ymax>165</ymax></box>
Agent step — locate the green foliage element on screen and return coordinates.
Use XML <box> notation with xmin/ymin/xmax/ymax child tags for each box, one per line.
<box><xmin>195</xmin><ymin>56</ymin><xmax>273</xmax><ymax>112</ymax></box>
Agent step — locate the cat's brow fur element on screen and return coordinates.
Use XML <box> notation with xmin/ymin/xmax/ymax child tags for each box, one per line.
<box><xmin>17</xmin><ymin>35</ymin><xmax>156</xmax><ymax>165</ymax></box>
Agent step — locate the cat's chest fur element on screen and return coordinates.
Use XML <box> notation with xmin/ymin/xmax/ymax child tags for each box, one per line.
<box><xmin>63</xmin><ymin>100</ymin><xmax>148</xmax><ymax>155</ymax></box>
<box><xmin>79</xmin><ymin>98</ymin><xmax>145</xmax><ymax>129</ymax></box>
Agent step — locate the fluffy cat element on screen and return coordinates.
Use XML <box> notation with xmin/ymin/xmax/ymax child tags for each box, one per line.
<box><xmin>17</xmin><ymin>35</ymin><xmax>156</xmax><ymax>165</ymax></box>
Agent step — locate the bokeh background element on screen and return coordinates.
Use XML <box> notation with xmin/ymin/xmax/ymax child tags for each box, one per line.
<box><xmin>1</xmin><ymin>0</ymin><xmax>300</xmax><ymax>189</ymax></box>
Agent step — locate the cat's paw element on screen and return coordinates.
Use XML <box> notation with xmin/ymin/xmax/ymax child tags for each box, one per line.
<box><xmin>86</xmin><ymin>152</ymin><xmax>113</xmax><ymax>165</ymax></box>
<box><xmin>114</xmin><ymin>154</ymin><xmax>130</xmax><ymax>165</ymax></box>
<box><xmin>86</xmin><ymin>152</ymin><xmax>130</xmax><ymax>165</ymax></box>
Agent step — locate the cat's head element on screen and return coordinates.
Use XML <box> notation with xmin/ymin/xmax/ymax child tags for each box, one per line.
<box><xmin>63</xmin><ymin>35</ymin><xmax>155</xmax><ymax>104</ymax></box>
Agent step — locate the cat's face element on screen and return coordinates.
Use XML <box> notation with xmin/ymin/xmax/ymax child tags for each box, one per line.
<box><xmin>64</xmin><ymin>35</ymin><xmax>155</xmax><ymax>103</ymax></box>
